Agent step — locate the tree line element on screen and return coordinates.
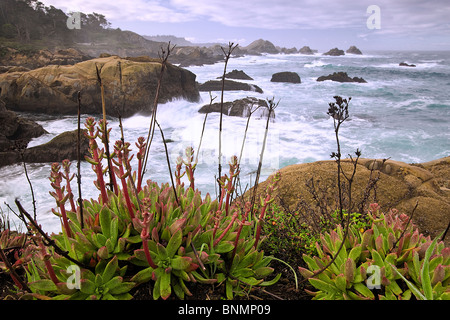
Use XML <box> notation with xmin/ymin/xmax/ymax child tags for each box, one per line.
<box><xmin>0</xmin><ymin>0</ymin><xmax>114</xmax><ymax>45</ymax></box>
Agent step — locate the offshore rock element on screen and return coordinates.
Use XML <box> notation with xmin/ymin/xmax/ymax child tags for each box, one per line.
<box><xmin>243</xmin><ymin>39</ymin><xmax>279</xmax><ymax>55</ymax></box>
<box><xmin>219</xmin><ymin>69</ymin><xmax>254</xmax><ymax>81</ymax></box>
<box><xmin>198</xmin><ymin>79</ymin><xmax>263</xmax><ymax>93</ymax></box>
<box><xmin>270</xmin><ymin>71</ymin><xmax>301</xmax><ymax>83</ymax></box>
<box><xmin>323</xmin><ymin>48</ymin><xmax>345</xmax><ymax>56</ymax></box>
<box><xmin>317</xmin><ymin>72</ymin><xmax>367</xmax><ymax>83</ymax></box>
<box><xmin>299</xmin><ymin>46</ymin><xmax>315</xmax><ymax>55</ymax></box>
<box><xmin>198</xmin><ymin>97</ymin><xmax>274</xmax><ymax>119</ymax></box>
<box><xmin>399</xmin><ymin>62</ymin><xmax>416</xmax><ymax>67</ymax></box>
<box><xmin>346</xmin><ymin>46</ymin><xmax>363</xmax><ymax>55</ymax></box>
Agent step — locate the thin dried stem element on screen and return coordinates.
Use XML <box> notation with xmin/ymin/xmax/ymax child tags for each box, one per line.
<box><xmin>76</xmin><ymin>91</ymin><xmax>84</xmax><ymax>229</ymax></box>
<box><xmin>218</xmin><ymin>42</ymin><xmax>238</xmax><ymax>195</ymax></box>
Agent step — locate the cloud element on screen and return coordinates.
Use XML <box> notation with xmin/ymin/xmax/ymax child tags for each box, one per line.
<box><xmin>39</xmin><ymin>0</ymin><xmax>196</xmax><ymax>23</ymax></box>
<box><xmin>40</xmin><ymin>0</ymin><xmax>450</xmax><ymax>37</ymax></box>
<box><xmin>170</xmin><ymin>0</ymin><xmax>365</xmax><ymax>29</ymax></box>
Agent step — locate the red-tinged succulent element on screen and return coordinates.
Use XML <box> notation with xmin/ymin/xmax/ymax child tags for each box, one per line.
<box><xmin>301</xmin><ymin>205</ymin><xmax>450</xmax><ymax>300</ymax></box>
<box><xmin>13</xmin><ymin>120</ymin><xmax>279</xmax><ymax>301</ymax></box>
<box><xmin>49</xmin><ymin>162</ymin><xmax>72</xmax><ymax>237</ymax></box>
<box><xmin>84</xmin><ymin>117</ymin><xmax>108</xmax><ymax>204</ymax></box>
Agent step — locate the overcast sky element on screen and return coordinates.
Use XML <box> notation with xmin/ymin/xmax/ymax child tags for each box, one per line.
<box><xmin>40</xmin><ymin>0</ymin><xmax>450</xmax><ymax>51</ymax></box>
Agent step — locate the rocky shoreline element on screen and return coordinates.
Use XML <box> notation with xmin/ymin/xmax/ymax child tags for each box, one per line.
<box><xmin>0</xmin><ymin>41</ymin><xmax>369</xmax><ymax>167</ymax></box>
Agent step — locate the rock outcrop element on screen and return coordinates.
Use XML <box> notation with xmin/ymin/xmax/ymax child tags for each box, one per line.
<box><xmin>0</xmin><ymin>128</ymin><xmax>89</xmax><ymax>167</ymax></box>
<box><xmin>198</xmin><ymin>80</ymin><xmax>263</xmax><ymax>93</ymax></box>
<box><xmin>0</xmin><ymin>55</ymin><xmax>200</xmax><ymax>117</ymax></box>
<box><xmin>243</xmin><ymin>39</ymin><xmax>279</xmax><ymax>55</ymax></box>
<box><xmin>218</xmin><ymin>69</ymin><xmax>254</xmax><ymax>81</ymax></box>
<box><xmin>0</xmin><ymin>48</ymin><xmax>91</xmax><ymax>70</ymax></box>
<box><xmin>270</xmin><ymin>72</ymin><xmax>301</xmax><ymax>84</ymax></box>
<box><xmin>0</xmin><ymin>99</ymin><xmax>47</xmax><ymax>160</ymax></box>
<box><xmin>323</xmin><ymin>48</ymin><xmax>345</xmax><ymax>56</ymax></box>
<box><xmin>171</xmin><ymin>46</ymin><xmax>224</xmax><ymax>67</ymax></box>
<box><xmin>198</xmin><ymin>97</ymin><xmax>274</xmax><ymax>119</ymax></box>
<box><xmin>317</xmin><ymin>72</ymin><xmax>366</xmax><ymax>83</ymax></box>
<box><xmin>299</xmin><ymin>46</ymin><xmax>315</xmax><ymax>55</ymax></box>
<box><xmin>247</xmin><ymin>157</ymin><xmax>450</xmax><ymax>246</ymax></box>
<box><xmin>346</xmin><ymin>46</ymin><xmax>363</xmax><ymax>55</ymax></box>
<box><xmin>399</xmin><ymin>62</ymin><xmax>416</xmax><ymax>67</ymax></box>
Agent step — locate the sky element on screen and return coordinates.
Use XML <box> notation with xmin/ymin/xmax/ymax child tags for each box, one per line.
<box><xmin>39</xmin><ymin>0</ymin><xmax>450</xmax><ymax>51</ymax></box>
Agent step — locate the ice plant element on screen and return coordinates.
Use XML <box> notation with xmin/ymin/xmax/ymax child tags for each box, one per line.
<box><xmin>224</xmin><ymin>156</ymin><xmax>239</xmax><ymax>216</ymax></box>
<box><xmin>139</xmin><ymin>211</ymin><xmax>157</xmax><ymax>269</ymax></box>
<box><xmin>38</xmin><ymin>240</ymin><xmax>59</xmax><ymax>286</ymax></box>
<box><xmin>300</xmin><ymin>205</ymin><xmax>450</xmax><ymax>300</ymax></box>
<box><xmin>254</xmin><ymin>171</ymin><xmax>280</xmax><ymax>249</ymax></box>
<box><xmin>84</xmin><ymin>117</ymin><xmax>108</xmax><ymax>204</ymax></box>
<box><xmin>13</xmin><ymin>119</ymin><xmax>279</xmax><ymax>300</ymax></box>
<box><xmin>175</xmin><ymin>156</ymin><xmax>185</xmax><ymax>187</ymax></box>
<box><xmin>112</xmin><ymin>140</ymin><xmax>135</xmax><ymax>219</ymax></box>
<box><xmin>183</xmin><ymin>146</ymin><xmax>196</xmax><ymax>190</ymax></box>
<box><xmin>49</xmin><ymin>163</ymin><xmax>72</xmax><ymax>237</ymax></box>
<box><xmin>61</xmin><ymin>159</ymin><xmax>76</xmax><ymax>212</ymax></box>
<box><xmin>135</xmin><ymin>136</ymin><xmax>146</xmax><ymax>193</ymax></box>
<box><xmin>98</xmin><ymin>119</ymin><xmax>118</xmax><ymax>195</ymax></box>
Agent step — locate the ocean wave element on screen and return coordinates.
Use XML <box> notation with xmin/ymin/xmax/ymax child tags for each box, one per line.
<box><xmin>304</xmin><ymin>60</ymin><xmax>330</xmax><ymax>68</ymax></box>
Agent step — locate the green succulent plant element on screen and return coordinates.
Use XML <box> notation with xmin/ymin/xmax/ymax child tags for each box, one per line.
<box><xmin>10</xmin><ymin>118</ymin><xmax>280</xmax><ymax>301</ymax></box>
<box><xmin>77</xmin><ymin>256</ymin><xmax>134</xmax><ymax>300</ymax></box>
<box><xmin>300</xmin><ymin>204</ymin><xmax>450</xmax><ymax>300</ymax></box>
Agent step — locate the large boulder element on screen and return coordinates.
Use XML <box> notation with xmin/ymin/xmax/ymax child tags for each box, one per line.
<box><xmin>198</xmin><ymin>97</ymin><xmax>274</xmax><ymax>119</ymax></box>
<box><xmin>22</xmin><ymin>129</ymin><xmax>90</xmax><ymax>164</ymax></box>
<box><xmin>317</xmin><ymin>72</ymin><xmax>366</xmax><ymax>83</ymax></box>
<box><xmin>247</xmin><ymin>157</ymin><xmax>450</xmax><ymax>246</ymax></box>
<box><xmin>0</xmin><ymin>129</ymin><xmax>89</xmax><ymax>167</ymax></box>
<box><xmin>0</xmin><ymin>56</ymin><xmax>200</xmax><ymax>117</ymax></box>
<box><xmin>346</xmin><ymin>46</ymin><xmax>363</xmax><ymax>55</ymax></box>
<box><xmin>323</xmin><ymin>48</ymin><xmax>345</xmax><ymax>56</ymax></box>
<box><xmin>270</xmin><ymin>71</ymin><xmax>301</xmax><ymax>84</ymax></box>
<box><xmin>0</xmin><ymin>99</ymin><xmax>47</xmax><ymax>156</ymax></box>
<box><xmin>198</xmin><ymin>79</ymin><xmax>263</xmax><ymax>93</ymax></box>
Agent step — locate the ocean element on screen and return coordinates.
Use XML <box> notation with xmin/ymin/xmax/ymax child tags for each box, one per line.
<box><xmin>1</xmin><ymin>50</ymin><xmax>449</xmax><ymax>233</ymax></box>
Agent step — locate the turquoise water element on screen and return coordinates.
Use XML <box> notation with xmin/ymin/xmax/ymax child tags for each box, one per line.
<box><xmin>1</xmin><ymin>50</ymin><xmax>449</xmax><ymax>233</ymax></box>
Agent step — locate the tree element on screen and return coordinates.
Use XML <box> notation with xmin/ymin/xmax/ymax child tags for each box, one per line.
<box><xmin>1</xmin><ymin>23</ymin><xmax>16</xmax><ymax>38</ymax></box>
